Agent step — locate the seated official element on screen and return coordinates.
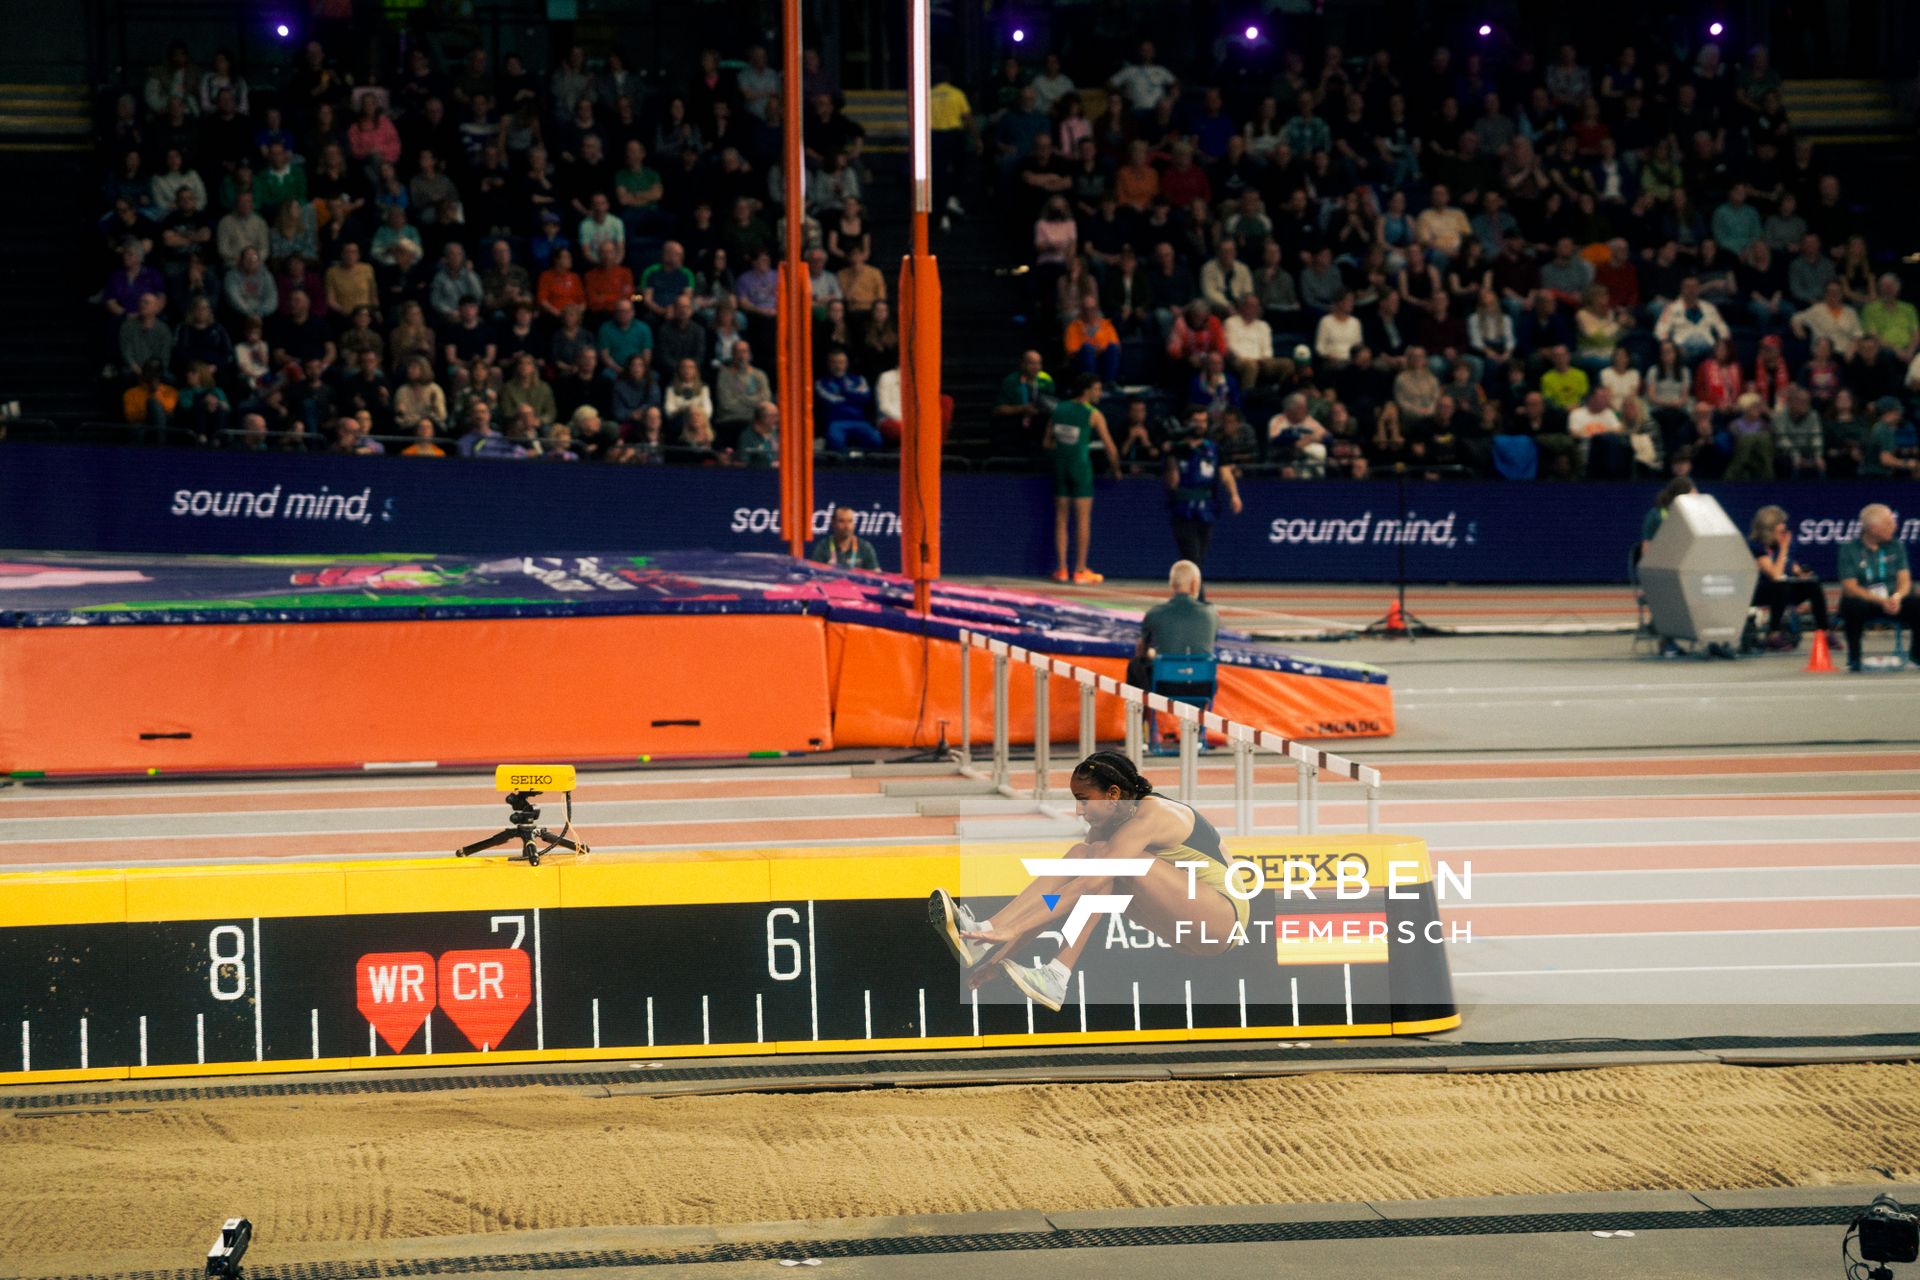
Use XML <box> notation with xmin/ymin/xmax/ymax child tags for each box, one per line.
<box><xmin>1126</xmin><ymin>559</ymin><xmax>1218</xmax><ymax>690</ymax></box>
<box><xmin>1837</xmin><ymin>503</ymin><xmax>1920</xmax><ymax>672</ymax></box>
<box><xmin>1747</xmin><ymin>504</ymin><xmax>1831</xmax><ymax>647</ymax></box>
<box><xmin>806</xmin><ymin>503</ymin><xmax>880</xmax><ymax>571</ymax></box>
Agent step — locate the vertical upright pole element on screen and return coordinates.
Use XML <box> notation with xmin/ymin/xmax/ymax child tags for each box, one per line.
<box><xmin>958</xmin><ymin>631</ymin><xmax>972</xmax><ymax>767</ymax></box>
<box><xmin>1077</xmin><ymin>681</ymin><xmax>1096</xmax><ymax>764</ymax></box>
<box><xmin>992</xmin><ymin>652</ymin><xmax>1009</xmax><ymax>790</ymax></box>
<box><xmin>898</xmin><ymin>0</ymin><xmax>942</xmax><ymax>612</ymax></box>
<box><xmin>1233</xmin><ymin>739</ymin><xmax>1253</xmax><ymax>836</ymax></box>
<box><xmin>1124</xmin><ymin>700</ymin><xmax>1142</xmax><ymax>767</ymax></box>
<box><xmin>1295</xmin><ymin>759</ymin><xmax>1311</xmax><ymax>835</ymax></box>
<box><xmin>1177</xmin><ymin>718</ymin><xmax>1196</xmax><ymax>803</ymax></box>
<box><xmin>778</xmin><ymin>0</ymin><xmax>812</xmax><ymax>558</ymax></box>
<box><xmin>1290</xmin><ymin>767</ymin><xmax>1320</xmax><ymax>836</ymax></box>
<box><xmin>1366</xmin><ymin>785</ymin><xmax>1380</xmax><ymax>834</ymax></box>
<box><xmin>1032</xmin><ymin>666</ymin><xmax>1051</xmax><ymax>805</ymax></box>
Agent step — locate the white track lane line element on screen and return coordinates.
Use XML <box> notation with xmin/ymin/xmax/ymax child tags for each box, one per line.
<box><xmin>1468</xmin><ymin>864</ymin><xmax>1920</xmax><ymax>880</ymax></box>
<box><xmin>0</xmin><ymin>765</ymin><xmax>863</xmax><ymax>802</ymax></box>
<box><xmin>11</xmin><ymin>831</ymin><xmax>1920</xmax><ymax>872</ymax></box>
<box><xmin>1443</xmin><ymin>893</ymin><xmax>1920</xmax><ymax>908</ymax></box>
<box><xmin>1399</xmin><ymin>694</ymin><xmax>1917</xmax><ymax>710</ymax></box>
<box><xmin>9</xmin><ymin>787</ymin><xmax>1915</xmax><ymax>836</ymax></box>
<box><xmin>1353</xmin><ymin>748</ymin><xmax>1920</xmax><ymax>765</ymax></box>
<box><xmin>8</xmin><ymin>748</ymin><xmax>1911</xmax><ymax>806</ymax></box>
<box><xmin>1458</xmin><ymin>961</ymin><xmax>1920</xmax><ymax>977</ymax></box>
<box><xmin>1393</xmin><ymin>679</ymin><xmax>1918</xmax><ymax>696</ymax></box>
<box><xmin>0</xmin><ymin>809</ymin><xmax>949</xmax><ymax>843</ymax></box>
<box><xmin>1454</xmin><ymin>924</ymin><xmax>1920</xmax><ymax>941</ymax></box>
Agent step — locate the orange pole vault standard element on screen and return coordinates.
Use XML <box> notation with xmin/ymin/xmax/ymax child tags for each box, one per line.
<box><xmin>778</xmin><ymin>0</ymin><xmax>814</xmax><ymax>558</ymax></box>
<box><xmin>897</xmin><ymin>0</ymin><xmax>943</xmax><ymax>613</ymax></box>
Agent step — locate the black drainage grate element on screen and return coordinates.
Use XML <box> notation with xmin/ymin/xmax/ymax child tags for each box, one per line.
<box><xmin>29</xmin><ymin>1203</ymin><xmax>1866</xmax><ymax>1279</ymax></box>
<box><xmin>3</xmin><ymin>1032</ymin><xmax>1916</xmax><ymax>1111</ymax></box>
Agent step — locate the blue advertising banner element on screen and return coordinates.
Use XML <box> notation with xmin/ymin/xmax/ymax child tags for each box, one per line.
<box><xmin>2</xmin><ymin>443</ymin><xmax>1914</xmax><ymax>583</ymax></box>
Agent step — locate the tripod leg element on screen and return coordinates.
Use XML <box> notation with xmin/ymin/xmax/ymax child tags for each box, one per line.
<box><xmin>534</xmin><ymin>829</ymin><xmax>590</xmax><ymax>856</ymax></box>
<box><xmin>455</xmin><ymin>829</ymin><xmax>523</xmax><ymax>858</ymax></box>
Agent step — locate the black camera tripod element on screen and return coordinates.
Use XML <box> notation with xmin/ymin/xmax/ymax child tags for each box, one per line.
<box><xmin>454</xmin><ymin>791</ymin><xmax>590</xmax><ymax>866</ymax></box>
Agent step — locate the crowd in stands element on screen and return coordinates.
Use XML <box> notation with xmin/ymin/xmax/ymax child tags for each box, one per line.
<box><xmin>976</xmin><ymin>37</ymin><xmax>1920</xmax><ymax>482</ymax></box>
<box><xmin>97</xmin><ymin>35</ymin><xmax>894</xmax><ymax>463</ymax></box>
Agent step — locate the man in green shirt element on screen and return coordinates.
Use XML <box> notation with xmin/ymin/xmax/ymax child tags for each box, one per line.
<box><xmin>1860</xmin><ymin>274</ymin><xmax>1920</xmax><ymax>363</ymax></box>
<box><xmin>615</xmin><ymin>139</ymin><xmax>667</xmax><ymax>237</ymax></box>
<box><xmin>252</xmin><ymin>141</ymin><xmax>306</xmax><ymax>215</ymax></box>
<box><xmin>1861</xmin><ymin>398</ymin><xmax>1919</xmax><ymax>479</ymax></box>
<box><xmin>807</xmin><ymin>504</ymin><xmax>881</xmax><ymax>570</ymax></box>
<box><xmin>1836</xmin><ymin>502</ymin><xmax>1920</xmax><ymax>671</ymax></box>
<box><xmin>1127</xmin><ymin>559</ymin><xmax>1219</xmax><ymax>688</ymax></box>
<box><xmin>596</xmin><ymin>299</ymin><xmax>653</xmax><ymax>372</ymax></box>
<box><xmin>1046</xmin><ymin>374</ymin><xmax>1120</xmax><ymax>584</ymax></box>
<box><xmin>640</xmin><ymin>242</ymin><xmax>695</xmax><ymax>320</ymax></box>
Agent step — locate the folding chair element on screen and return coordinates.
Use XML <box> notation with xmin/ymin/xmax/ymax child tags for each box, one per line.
<box><xmin>1145</xmin><ymin>653</ymin><xmax>1218</xmax><ymax>755</ymax></box>
<box><xmin>1857</xmin><ymin>613</ymin><xmax>1910</xmax><ymax>671</ymax></box>
<box><xmin>1628</xmin><ymin>541</ymin><xmax>1658</xmax><ymax>655</ymax></box>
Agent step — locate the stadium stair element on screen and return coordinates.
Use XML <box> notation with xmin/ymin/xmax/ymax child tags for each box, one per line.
<box><xmin>925</xmin><ymin>195</ymin><xmax>1031</xmax><ymax>460</ymax></box>
<box><xmin>843</xmin><ymin>89</ymin><xmax>906</xmax><ymax>156</ymax></box>
<box><xmin>0</xmin><ymin>83</ymin><xmax>90</xmax><ymax>154</ymax></box>
<box><xmin>826</xmin><ymin>111</ymin><xmax>1024</xmax><ymax>459</ymax></box>
<box><xmin>1779</xmin><ymin>78</ymin><xmax>1908</xmax><ymax>144</ymax></box>
<box><xmin>0</xmin><ymin>147</ymin><xmax>100</xmax><ymax>421</ymax></box>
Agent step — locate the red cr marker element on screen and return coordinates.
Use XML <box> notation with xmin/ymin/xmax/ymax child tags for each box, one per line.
<box><xmin>436</xmin><ymin>948</ymin><xmax>532</xmax><ymax>1051</ymax></box>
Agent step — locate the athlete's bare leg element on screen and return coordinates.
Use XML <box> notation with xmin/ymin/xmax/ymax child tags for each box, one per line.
<box><xmin>1073</xmin><ymin>496</ymin><xmax>1094</xmax><ymax>574</ymax></box>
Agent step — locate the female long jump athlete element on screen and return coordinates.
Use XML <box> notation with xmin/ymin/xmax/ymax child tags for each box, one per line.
<box><xmin>928</xmin><ymin>750</ymin><xmax>1249</xmax><ymax>1011</ymax></box>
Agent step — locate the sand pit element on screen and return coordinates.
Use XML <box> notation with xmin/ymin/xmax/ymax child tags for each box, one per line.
<box><xmin>5</xmin><ymin>1062</ymin><xmax>1918</xmax><ymax>1274</ymax></box>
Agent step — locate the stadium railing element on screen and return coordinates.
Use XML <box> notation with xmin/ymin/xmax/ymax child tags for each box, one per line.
<box><xmin>18</xmin><ymin>423</ymin><xmax>981</xmax><ymax>469</ymax></box>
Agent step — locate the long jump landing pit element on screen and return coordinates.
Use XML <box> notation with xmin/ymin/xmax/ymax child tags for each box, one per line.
<box><xmin>4</xmin><ymin>1061</ymin><xmax>1917</xmax><ymax>1277</ymax></box>
<box><xmin>0</xmin><ymin>552</ymin><xmax>1391</xmax><ymax>776</ymax></box>
<box><xmin>0</xmin><ymin>836</ymin><xmax>1452</xmax><ymax>1085</ymax></box>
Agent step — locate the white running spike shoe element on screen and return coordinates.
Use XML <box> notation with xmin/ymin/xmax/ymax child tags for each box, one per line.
<box><xmin>999</xmin><ymin>959</ymin><xmax>1068</xmax><ymax>1012</ymax></box>
<box><xmin>928</xmin><ymin>889</ymin><xmax>991</xmax><ymax>968</ymax></box>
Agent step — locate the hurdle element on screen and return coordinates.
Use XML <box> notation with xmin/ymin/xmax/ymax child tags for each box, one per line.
<box><xmin>956</xmin><ymin>630</ymin><xmax>1384</xmax><ymax>836</ymax></box>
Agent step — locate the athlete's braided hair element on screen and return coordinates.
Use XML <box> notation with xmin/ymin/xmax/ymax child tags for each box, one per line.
<box><xmin>1072</xmin><ymin>750</ymin><xmax>1155</xmax><ymax>799</ymax></box>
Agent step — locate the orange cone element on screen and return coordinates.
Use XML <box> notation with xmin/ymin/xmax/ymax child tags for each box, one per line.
<box><xmin>1804</xmin><ymin>628</ymin><xmax>1833</xmax><ymax>673</ymax></box>
<box><xmin>1386</xmin><ymin>600</ymin><xmax>1406</xmax><ymax>633</ymax></box>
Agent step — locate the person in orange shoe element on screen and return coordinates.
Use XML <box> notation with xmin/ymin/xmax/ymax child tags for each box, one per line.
<box><xmin>1045</xmin><ymin>373</ymin><xmax>1120</xmax><ymax>584</ymax></box>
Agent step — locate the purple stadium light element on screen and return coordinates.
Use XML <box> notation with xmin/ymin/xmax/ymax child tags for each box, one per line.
<box><xmin>275</xmin><ymin>23</ymin><xmax>291</xmax><ymax>37</ymax></box>
<box><xmin>1708</xmin><ymin>20</ymin><xmax>1724</xmax><ymax>36</ymax></box>
<box><xmin>1244</xmin><ymin>24</ymin><xmax>1260</xmax><ymax>41</ymax></box>
<box><xmin>1477</xmin><ymin>23</ymin><xmax>1493</xmax><ymax>37</ymax></box>
<box><xmin>1011</xmin><ymin>27</ymin><xmax>1025</xmax><ymax>43</ymax></box>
